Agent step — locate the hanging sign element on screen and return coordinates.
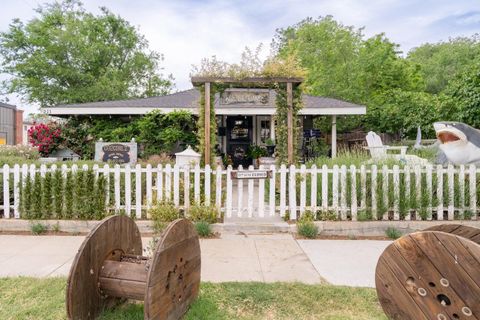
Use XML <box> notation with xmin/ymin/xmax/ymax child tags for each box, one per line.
<box><xmin>231</xmin><ymin>170</ymin><xmax>272</xmax><ymax>179</ymax></box>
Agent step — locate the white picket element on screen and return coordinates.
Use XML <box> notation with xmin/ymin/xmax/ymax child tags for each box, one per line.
<box><xmin>146</xmin><ymin>164</ymin><xmax>152</xmax><ymax>214</ymax></box>
<box><xmin>237</xmin><ymin>165</ymin><xmax>244</xmax><ymax>217</ymax></box>
<box><xmin>173</xmin><ymin>165</ymin><xmax>180</xmax><ymax>207</ymax></box>
<box><xmin>269</xmin><ymin>165</ymin><xmax>276</xmax><ymax>217</ymax></box>
<box><xmin>258</xmin><ymin>165</ymin><xmax>265</xmax><ymax>218</ymax></box>
<box><xmin>469</xmin><ymin>164</ymin><xmax>477</xmax><ymax>220</ymax></box>
<box><xmin>205</xmin><ymin>165</ymin><xmax>211</xmax><ymax>206</ymax></box>
<box><xmin>157</xmin><ymin>164</ymin><xmax>163</xmax><ymax>202</ymax></box>
<box><xmin>458</xmin><ymin>165</ymin><xmax>465</xmax><ymax>219</ymax></box>
<box><xmin>247</xmin><ymin>165</ymin><xmax>254</xmax><ymax>218</ymax></box>
<box><xmin>321</xmin><ymin>164</ymin><xmax>328</xmax><ymax>212</ymax></box>
<box><xmin>340</xmin><ymin>165</ymin><xmax>347</xmax><ymax>220</ymax></box>
<box><xmin>165</xmin><ymin>164</ymin><xmax>172</xmax><ymax>201</ymax></box>
<box><xmin>289</xmin><ymin>165</ymin><xmax>297</xmax><ymax>220</ymax></box>
<box><xmin>447</xmin><ymin>164</ymin><xmax>454</xmax><ymax>220</ymax></box>
<box><xmin>184</xmin><ymin>166</ymin><xmax>190</xmax><ymax>212</ymax></box>
<box><xmin>104</xmin><ymin>164</ymin><xmax>110</xmax><ymax>208</ymax></box>
<box><xmin>436</xmin><ymin>165</ymin><xmax>444</xmax><ymax>220</ymax></box>
<box><xmin>3</xmin><ymin>164</ymin><xmax>10</xmax><ymax>218</ymax></box>
<box><xmin>114</xmin><ymin>165</ymin><xmax>121</xmax><ymax>212</ymax></box>
<box><xmin>215</xmin><ymin>166</ymin><xmax>222</xmax><ymax>209</ymax></box>
<box><xmin>350</xmin><ymin>165</ymin><xmax>357</xmax><ymax>221</ymax></box>
<box><xmin>299</xmin><ymin>164</ymin><xmax>307</xmax><ymax>216</ymax></box>
<box><xmin>404</xmin><ymin>165</ymin><xmax>411</xmax><ymax>221</ymax></box>
<box><xmin>310</xmin><ymin>164</ymin><xmax>317</xmax><ymax>213</ymax></box>
<box><xmin>382</xmin><ymin>165</ymin><xmax>389</xmax><ymax>221</ymax></box>
<box><xmin>392</xmin><ymin>165</ymin><xmax>399</xmax><ymax>221</ymax></box>
<box><xmin>371</xmin><ymin>165</ymin><xmax>378</xmax><ymax>220</ymax></box>
<box><xmin>332</xmin><ymin>165</ymin><xmax>339</xmax><ymax>217</ymax></box>
<box><xmin>13</xmin><ymin>164</ymin><xmax>20</xmax><ymax>218</ymax></box>
<box><xmin>40</xmin><ymin>164</ymin><xmax>46</xmax><ymax>178</ymax></box>
<box><xmin>280</xmin><ymin>164</ymin><xmax>287</xmax><ymax>217</ymax></box>
<box><xmin>414</xmin><ymin>165</ymin><xmax>421</xmax><ymax>221</ymax></box>
<box><xmin>125</xmin><ymin>165</ymin><xmax>132</xmax><ymax>216</ymax></box>
<box><xmin>135</xmin><ymin>164</ymin><xmax>142</xmax><ymax>219</ymax></box>
<box><xmin>226</xmin><ymin>165</ymin><xmax>233</xmax><ymax>218</ymax></box>
<box><xmin>194</xmin><ymin>165</ymin><xmax>201</xmax><ymax>204</ymax></box>
<box><xmin>360</xmin><ymin>165</ymin><xmax>366</xmax><ymax>210</ymax></box>
<box><xmin>426</xmin><ymin>164</ymin><xmax>432</xmax><ymax>220</ymax></box>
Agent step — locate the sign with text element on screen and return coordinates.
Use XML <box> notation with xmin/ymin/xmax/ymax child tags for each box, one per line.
<box><xmin>95</xmin><ymin>141</ymin><xmax>137</xmax><ymax>164</ymax></box>
<box><xmin>231</xmin><ymin>170</ymin><xmax>272</xmax><ymax>179</ymax></box>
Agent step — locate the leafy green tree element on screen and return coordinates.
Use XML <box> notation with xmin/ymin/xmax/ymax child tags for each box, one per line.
<box><xmin>0</xmin><ymin>0</ymin><xmax>173</xmax><ymax>107</ymax></box>
<box><xmin>408</xmin><ymin>36</ymin><xmax>480</xmax><ymax>94</ymax></box>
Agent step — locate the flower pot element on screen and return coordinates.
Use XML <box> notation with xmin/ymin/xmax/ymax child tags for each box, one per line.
<box><xmin>266</xmin><ymin>145</ymin><xmax>276</xmax><ymax>157</ymax></box>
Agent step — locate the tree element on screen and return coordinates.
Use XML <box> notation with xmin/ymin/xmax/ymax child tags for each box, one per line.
<box><xmin>0</xmin><ymin>0</ymin><xmax>173</xmax><ymax>107</ymax></box>
<box><xmin>407</xmin><ymin>35</ymin><xmax>480</xmax><ymax>94</ymax></box>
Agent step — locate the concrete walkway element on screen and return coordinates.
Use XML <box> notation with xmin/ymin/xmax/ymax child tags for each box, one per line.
<box><xmin>0</xmin><ymin>234</ymin><xmax>322</xmax><ymax>284</ymax></box>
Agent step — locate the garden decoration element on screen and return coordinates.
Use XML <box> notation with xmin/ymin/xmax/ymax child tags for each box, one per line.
<box><xmin>375</xmin><ymin>224</ymin><xmax>480</xmax><ymax>319</ymax></box>
<box><xmin>434</xmin><ymin>121</ymin><xmax>480</xmax><ymax>165</ymax></box>
<box><xmin>66</xmin><ymin>216</ymin><xmax>201</xmax><ymax>320</ymax></box>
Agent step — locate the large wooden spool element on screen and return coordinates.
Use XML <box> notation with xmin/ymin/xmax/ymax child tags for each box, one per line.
<box><xmin>375</xmin><ymin>224</ymin><xmax>480</xmax><ymax>320</ymax></box>
<box><xmin>66</xmin><ymin>216</ymin><xmax>201</xmax><ymax>320</ymax></box>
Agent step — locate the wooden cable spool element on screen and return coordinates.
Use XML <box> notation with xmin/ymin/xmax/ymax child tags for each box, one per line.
<box><xmin>375</xmin><ymin>224</ymin><xmax>480</xmax><ymax>320</ymax></box>
<box><xmin>66</xmin><ymin>216</ymin><xmax>201</xmax><ymax>320</ymax></box>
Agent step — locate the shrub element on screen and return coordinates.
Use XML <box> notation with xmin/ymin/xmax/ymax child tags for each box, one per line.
<box><xmin>0</xmin><ymin>144</ymin><xmax>39</xmax><ymax>160</ymax></box>
<box><xmin>195</xmin><ymin>221</ymin><xmax>212</xmax><ymax>237</ymax></box>
<box><xmin>385</xmin><ymin>227</ymin><xmax>402</xmax><ymax>240</ymax></box>
<box><xmin>297</xmin><ymin>220</ymin><xmax>319</xmax><ymax>239</ymax></box>
<box><xmin>28</xmin><ymin>122</ymin><xmax>62</xmax><ymax>156</ymax></box>
<box><xmin>30</xmin><ymin>222</ymin><xmax>47</xmax><ymax>235</ymax></box>
<box><xmin>188</xmin><ymin>205</ymin><xmax>218</xmax><ymax>224</ymax></box>
<box><xmin>149</xmin><ymin>201</ymin><xmax>180</xmax><ymax>233</ymax></box>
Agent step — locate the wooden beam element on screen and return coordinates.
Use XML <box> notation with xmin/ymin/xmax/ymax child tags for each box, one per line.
<box><xmin>204</xmin><ymin>82</ymin><xmax>211</xmax><ymax>165</ymax></box>
<box><xmin>192</xmin><ymin>76</ymin><xmax>304</xmax><ymax>85</ymax></box>
<box><xmin>287</xmin><ymin>82</ymin><xmax>293</xmax><ymax>165</ymax></box>
<box><xmin>331</xmin><ymin>115</ymin><xmax>337</xmax><ymax>158</ymax></box>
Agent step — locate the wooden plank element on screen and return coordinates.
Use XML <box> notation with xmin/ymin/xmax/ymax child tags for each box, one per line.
<box><xmin>404</xmin><ymin>166</ymin><xmax>411</xmax><ymax>221</ymax></box>
<box><xmin>248</xmin><ymin>165</ymin><xmax>254</xmax><ymax>218</ymax></box>
<box><xmin>194</xmin><ymin>165</ymin><xmax>201</xmax><ymax>204</ymax></box>
<box><xmin>414</xmin><ymin>165</ymin><xmax>421</xmax><ymax>221</ymax></box>
<box><xmin>13</xmin><ymin>164</ymin><xmax>20</xmax><ymax>218</ymax></box>
<box><xmin>340</xmin><ymin>165</ymin><xmax>347</xmax><ymax>220</ymax></box>
<box><xmin>448</xmin><ymin>164</ymin><xmax>455</xmax><ymax>220</ymax></box>
<box><xmin>157</xmin><ymin>164</ymin><xmax>163</xmax><ymax>202</ymax></box>
<box><xmin>146</xmin><ymin>164</ymin><xmax>152</xmax><ymax>214</ymax></box>
<box><xmin>3</xmin><ymin>165</ymin><xmax>9</xmax><ymax>218</ymax></box>
<box><xmin>470</xmin><ymin>164</ymin><xmax>477</xmax><ymax>220</ymax></box>
<box><xmin>425</xmin><ymin>164</ymin><xmax>432</xmax><ymax>220</ymax></box>
<box><xmin>300</xmin><ymin>164</ymin><xmax>307</xmax><ymax>217</ymax></box>
<box><xmin>205</xmin><ymin>164</ymin><xmax>211</xmax><ymax>206</ymax></box>
<box><xmin>184</xmin><ymin>166</ymin><xmax>190</xmax><ymax>212</ymax></box>
<box><xmin>310</xmin><ymin>165</ymin><xmax>317</xmax><ymax>213</ymax></box>
<box><xmin>226</xmin><ymin>166</ymin><xmax>233</xmax><ymax>218</ymax></box>
<box><xmin>204</xmin><ymin>82</ymin><xmax>211</xmax><ymax>165</ymax></box>
<box><xmin>269</xmin><ymin>165</ymin><xmax>276</xmax><ymax>217</ymax></box>
<box><xmin>135</xmin><ymin>164</ymin><xmax>142</xmax><ymax>219</ymax></box>
<box><xmin>287</xmin><ymin>82</ymin><xmax>293</xmax><ymax>165</ymax></box>
<box><xmin>392</xmin><ymin>165</ymin><xmax>399</xmax><ymax>221</ymax></box>
<box><xmin>280</xmin><ymin>164</ymin><xmax>287</xmax><ymax>218</ymax></box>
<box><xmin>382</xmin><ymin>165</ymin><xmax>389</xmax><ymax>221</ymax></box>
<box><xmin>165</xmin><ymin>164</ymin><xmax>172</xmax><ymax>201</ymax></box>
<box><xmin>191</xmin><ymin>76</ymin><xmax>304</xmax><ymax>85</ymax></box>
<box><xmin>104</xmin><ymin>164</ymin><xmax>110</xmax><ymax>208</ymax></box>
<box><xmin>332</xmin><ymin>165</ymin><xmax>339</xmax><ymax>218</ymax></box>
<box><xmin>437</xmin><ymin>165</ymin><xmax>444</xmax><ymax>220</ymax></box>
<box><xmin>215</xmin><ymin>166</ymin><xmax>222</xmax><ymax>209</ymax></box>
<box><xmin>173</xmin><ymin>164</ymin><xmax>180</xmax><ymax>207</ymax></box>
<box><xmin>258</xmin><ymin>165</ymin><xmax>265</xmax><ymax>218</ymax></box>
<box><xmin>350</xmin><ymin>165</ymin><xmax>357</xmax><ymax>221</ymax></box>
<box><xmin>125</xmin><ymin>165</ymin><xmax>132</xmax><ymax>216</ymax></box>
<box><xmin>459</xmin><ymin>165</ymin><xmax>465</xmax><ymax>218</ymax></box>
<box><xmin>114</xmin><ymin>165</ymin><xmax>121</xmax><ymax>212</ymax></box>
<box><xmin>237</xmin><ymin>165</ymin><xmax>244</xmax><ymax>218</ymax></box>
<box><xmin>289</xmin><ymin>165</ymin><xmax>297</xmax><ymax>220</ymax></box>
<box><xmin>360</xmin><ymin>165</ymin><xmax>366</xmax><ymax>211</ymax></box>
<box><xmin>322</xmin><ymin>164</ymin><xmax>328</xmax><ymax>212</ymax></box>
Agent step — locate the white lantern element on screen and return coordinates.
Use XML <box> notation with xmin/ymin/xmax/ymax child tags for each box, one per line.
<box><xmin>175</xmin><ymin>146</ymin><xmax>201</xmax><ymax>168</ymax></box>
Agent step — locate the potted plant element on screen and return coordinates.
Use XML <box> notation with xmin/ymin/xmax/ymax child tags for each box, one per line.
<box><xmin>247</xmin><ymin>144</ymin><xmax>268</xmax><ymax>168</ymax></box>
<box><xmin>265</xmin><ymin>138</ymin><xmax>276</xmax><ymax>157</ymax></box>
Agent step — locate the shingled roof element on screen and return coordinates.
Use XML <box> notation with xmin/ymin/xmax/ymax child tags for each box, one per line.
<box><xmin>47</xmin><ymin>88</ymin><xmax>365</xmax><ymax>116</ymax></box>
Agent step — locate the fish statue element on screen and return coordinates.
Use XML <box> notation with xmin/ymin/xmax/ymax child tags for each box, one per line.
<box><xmin>434</xmin><ymin>121</ymin><xmax>480</xmax><ymax>165</ymax></box>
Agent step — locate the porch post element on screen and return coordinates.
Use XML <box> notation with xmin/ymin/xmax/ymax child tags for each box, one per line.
<box><xmin>270</xmin><ymin>115</ymin><xmax>275</xmax><ymax>140</ymax></box>
<box><xmin>331</xmin><ymin>114</ymin><xmax>337</xmax><ymax>158</ymax></box>
<box><xmin>204</xmin><ymin>82</ymin><xmax>211</xmax><ymax>165</ymax></box>
<box><xmin>287</xmin><ymin>82</ymin><xmax>293</xmax><ymax>165</ymax></box>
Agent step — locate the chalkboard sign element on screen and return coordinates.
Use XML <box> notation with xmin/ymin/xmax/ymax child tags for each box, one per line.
<box><xmin>95</xmin><ymin>140</ymin><xmax>137</xmax><ymax>164</ymax></box>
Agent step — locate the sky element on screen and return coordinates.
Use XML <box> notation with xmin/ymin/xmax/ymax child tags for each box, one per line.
<box><xmin>1</xmin><ymin>0</ymin><xmax>479</xmax><ymax>114</ymax></box>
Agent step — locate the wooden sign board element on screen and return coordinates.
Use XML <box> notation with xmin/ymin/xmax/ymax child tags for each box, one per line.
<box><xmin>231</xmin><ymin>170</ymin><xmax>271</xmax><ymax>179</ymax></box>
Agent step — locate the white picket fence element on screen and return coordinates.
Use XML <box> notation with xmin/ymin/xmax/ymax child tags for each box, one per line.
<box><xmin>0</xmin><ymin>163</ymin><xmax>479</xmax><ymax>221</ymax></box>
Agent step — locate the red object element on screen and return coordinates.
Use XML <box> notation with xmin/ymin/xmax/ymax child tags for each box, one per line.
<box><xmin>28</xmin><ymin>122</ymin><xmax>62</xmax><ymax>156</ymax></box>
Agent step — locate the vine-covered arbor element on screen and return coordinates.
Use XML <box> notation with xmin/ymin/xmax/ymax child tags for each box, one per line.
<box><xmin>191</xmin><ymin>76</ymin><xmax>304</xmax><ymax>165</ymax></box>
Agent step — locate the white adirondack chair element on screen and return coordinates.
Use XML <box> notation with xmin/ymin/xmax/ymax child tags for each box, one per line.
<box><xmin>364</xmin><ymin>131</ymin><xmax>428</xmax><ymax>165</ymax></box>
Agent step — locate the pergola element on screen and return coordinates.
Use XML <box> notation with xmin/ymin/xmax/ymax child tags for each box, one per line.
<box><xmin>191</xmin><ymin>76</ymin><xmax>304</xmax><ymax>165</ymax></box>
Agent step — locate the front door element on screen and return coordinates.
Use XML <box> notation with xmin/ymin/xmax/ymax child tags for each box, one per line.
<box><xmin>227</xmin><ymin>116</ymin><xmax>253</xmax><ymax>168</ymax></box>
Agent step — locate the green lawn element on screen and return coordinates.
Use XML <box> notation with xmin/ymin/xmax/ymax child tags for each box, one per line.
<box><xmin>0</xmin><ymin>277</ymin><xmax>387</xmax><ymax>320</ymax></box>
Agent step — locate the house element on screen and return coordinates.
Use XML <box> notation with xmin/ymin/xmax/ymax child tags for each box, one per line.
<box><xmin>0</xmin><ymin>102</ymin><xmax>23</xmax><ymax>145</ymax></box>
<box><xmin>44</xmin><ymin>79</ymin><xmax>365</xmax><ymax>165</ymax></box>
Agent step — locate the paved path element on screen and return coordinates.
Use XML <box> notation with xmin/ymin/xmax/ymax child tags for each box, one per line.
<box><xmin>0</xmin><ymin>234</ymin><xmax>322</xmax><ymax>284</ymax></box>
<box><xmin>298</xmin><ymin>239</ymin><xmax>391</xmax><ymax>287</ymax></box>
<box><xmin>0</xmin><ymin>234</ymin><xmax>391</xmax><ymax>287</ymax></box>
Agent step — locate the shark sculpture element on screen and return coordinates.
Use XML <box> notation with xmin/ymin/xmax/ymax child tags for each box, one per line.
<box><xmin>434</xmin><ymin>121</ymin><xmax>480</xmax><ymax>165</ymax></box>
